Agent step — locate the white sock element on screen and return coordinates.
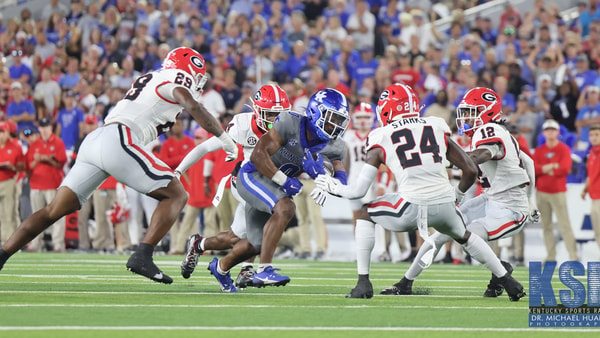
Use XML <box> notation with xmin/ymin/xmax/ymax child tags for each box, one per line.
<box><xmin>462</xmin><ymin>234</ymin><xmax>507</xmax><ymax>278</ymax></box>
<box><xmin>241</xmin><ymin>261</ymin><xmax>254</xmax><ymax>269</ymax></box>
<box><xmin>216</xmin><ymin>260</ymin><xmax>229</xmax><ymax>275</ymax></box>
<box><xmin>404</xmin><ymin>232</ymin><xmax>449</xmax><ymax>279</ymax></box>
<box><xmin>355</xmin><ymin>219</ymin><xmax>376</xmax><ymax>275</ymax></box>
<box><xmin>257</xmin><ymin>264</ymin><xmax>271</xmax><ymax>273</ymax></box>
<box><xmin>199</xmin><ymin>238</ymin><xmax>206</xmax><ymax>251</ymax></box>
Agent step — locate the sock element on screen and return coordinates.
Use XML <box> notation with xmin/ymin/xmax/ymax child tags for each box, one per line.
<box><xmin>241</xmin><ymin>261</ymin><xmax>254</xmax><ymax>269</ymax></box>
<box><xmin>136</xmin><ymin>243</ymin><xmax>154</xmax><ymax>257</ymax></box>
<box><xmin>355</xmin><ymin>219</ymin><xmax>375</xmax><ymax>275</ymax></box>
<box><xmin>195</xmin><ymin>237</ymin><xmax>206</xmax><ymax>252</ymax></box>
<box><xmin>405</xmin><ymin>232</ymin><xmax>451</xmax><ymax>280</ymax></box>
<box><xmin>462</xmin><ymin>234</ymin><xmax>507</xmax><ymax>278</ymax></box>
<box><xmin>216</xmin><ymin>260</ymin><xmax>229</xmax><ymax>275</ymax></box>
<box><xmin>257</xmin><ymin>264</ymin><xmax>271</xmax><ymax>273</ymax></box>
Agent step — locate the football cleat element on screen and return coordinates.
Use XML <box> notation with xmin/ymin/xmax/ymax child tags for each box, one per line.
<box><xmin>346</xmin><ymin>278</ymin><xmax>374</xmax><ymax>299</ymax></box>
<box><xmin>498</xmin><ymin>274</ymin><xmax>526</xmax><ymax>301</ymax></box>
<box><xmin>126</xmin><ymin>252</ymin><xmax>173</xmax><ymax>284</ymax></box>
<box><xmin>207</xmin><ymin>257</ymin><xmax>237</xmax><ymax>293</ymax></box>
<box><xmin>380</xmin><ymin>277</ymin><xmax>413</xmax><ymax>295</ymax></box>
<box><xmin>252</xmin><ymin>266</ymin><xmax>290</xmax><ymax>287</ymax></box>
<box><xmin>483</xmin><ymin>261</ymin><xmax>513</xmax><ymax>297</ymax></box>
<box><xmin>235</xmin><ymin>265</ymin><xmax>255</xmax><ymax>289</ymax></box>
<box><xmin>181</xmin><ymin>234</ymin><xmax>203</xmax><ymax>279</ymax></box>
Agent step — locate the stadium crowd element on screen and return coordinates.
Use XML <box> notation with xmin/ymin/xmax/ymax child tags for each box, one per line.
<box><xmin>0</xmin><ymin>0</ymin><xmax>599</xmax><ymax>263</ymax></box>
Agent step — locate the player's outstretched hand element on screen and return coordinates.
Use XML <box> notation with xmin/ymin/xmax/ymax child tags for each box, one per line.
<box><xmin>315</xmin><ymin>174</ymin><xmax>341</xmax><ymax>196</ymax></box>
<box><xmin>282</xmin><ymin>176</ymin><xmax>303</xmax><ymax>196</ymax></box>
<box><xmin>302</xmin><ymin>149</ymin><xmax>325</xmax><ymax>178</ymax></box>
<box><xmin>529</xmin><ymin>209</ymin><xmax>541</xmax><ymax>223</ymax></box>
<box><xmin>218</xmin><ymin>133</ymin><xmax>238</xmax><ymax>161</ymax></box>
<box><xmin>310</xmin><ymin>187</ymin><xmax>327</xmax><ymax>206</ymax></box>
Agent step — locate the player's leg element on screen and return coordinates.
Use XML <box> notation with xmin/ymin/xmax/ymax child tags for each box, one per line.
<box><xmin>0</xmin><ymin>158</ymin><xmax>107</xmax><ymax>270</ymax></box>
<box><xmin>346</xmin><ymin>205</ymin><xmax>376</xmax><ymax>298</ymax></box>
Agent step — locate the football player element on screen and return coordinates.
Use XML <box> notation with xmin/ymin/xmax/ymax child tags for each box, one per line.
<box><xmin>176</xmin><ymin>84</ymin><xmax>291</xmax><ymax>289</ymax></box>
<box><xmin>0</xmin><ymin>47</ymin><xmax>238</xmax><ymax>284</ymax></box>
<box><xmin>316</xmin><ymin>84</ymin><xmax>526</xmax><ymax>301</ymax></box>
<box><xmin>384</xmin><ymin>87</ymin><xmax>538</xmax><ymax>298</ymax></box>
<box><xmin>206</xmin><ymin>88</ymin><xmax>349</xmax><ymax>292</ymax></box>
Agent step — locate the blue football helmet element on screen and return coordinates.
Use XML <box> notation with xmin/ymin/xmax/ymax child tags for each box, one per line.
<box><xmin>305</xmin><ymin>88</ymin><xmax>350</xmax><ymax>141</ymax></box>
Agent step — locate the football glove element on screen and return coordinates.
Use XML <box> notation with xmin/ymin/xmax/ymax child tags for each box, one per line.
<box><xmin>281</xmin><ymin>176</ymin><xmax>303</xmax><ymax>196</ymax></box>
<box><xmin>302</xmin><ymin>149</ymin><xmax>325</xmax><ymax>179</ymax></box>
<box><xmin>310</xmin><ymin>187</ymin><xmax>327</xmax><ymax>206</ymax></box>
<box><xmin>315</xmin><ymin>174</ymin><xmax>342</xmax><ymax>196</ymax></box>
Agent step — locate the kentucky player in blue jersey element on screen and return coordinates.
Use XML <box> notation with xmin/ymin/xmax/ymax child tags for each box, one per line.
<box><xmin>206</xmin><ymin>88</ymin><xmax>350</xmax><ymax>292</ymax></box>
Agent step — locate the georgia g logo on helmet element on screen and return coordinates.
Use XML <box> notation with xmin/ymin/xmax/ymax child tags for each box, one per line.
<box><xmin>190</xmin><ymin>56</ymin><xmax>204</xmax><ymax>69</ymax></box>
<box><xmin>379</xmin><ymin>90</ymin><xmax>390</xmax><ymax>101</ymax></box>
<box><xmin>481</xmin><ymin>92</ymin><xmax>496</xmax><ymax>102</ymax></box>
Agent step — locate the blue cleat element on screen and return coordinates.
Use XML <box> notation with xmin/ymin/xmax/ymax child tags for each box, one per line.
<box><xmin>207</xmin><ymin>257</ymin><xmax>237</xmax><ymax>293</ymax></box>
<box><xmin>252</xmin><ymin>266</ymin><xmax>290</xmax><ymax>287</ymax></box>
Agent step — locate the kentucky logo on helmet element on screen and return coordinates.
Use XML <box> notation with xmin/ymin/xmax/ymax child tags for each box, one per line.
<box><xmin>190</xmin><ymin>56</ymin><xmax>204</xmax><ymax>69</ymax></box>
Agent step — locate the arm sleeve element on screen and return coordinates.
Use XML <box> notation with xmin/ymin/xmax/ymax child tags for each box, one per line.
<box><xmin>335</xmin><ymin>163</ymin><xmax>379</xmax><ymax>199</ymax></box>
<box><xmin>477</xmin><ymin>143</ymin><xmax>503</xmax><ymax>159</ymax></box>
<box><xmin>520</xmin><ymin>151</ymin><xmax>536</xmax><ymax>198</ymax></box>
<box><xmin>175</xmin><ymin>136</ymin><xmax>222</xmax><ymax>174</ymax></box>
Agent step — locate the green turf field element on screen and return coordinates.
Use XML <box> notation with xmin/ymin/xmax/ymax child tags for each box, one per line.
<box><xmin>0</xmin><ymin>252</ymin><xmax>597</xmax><ymax>337</ymax></box>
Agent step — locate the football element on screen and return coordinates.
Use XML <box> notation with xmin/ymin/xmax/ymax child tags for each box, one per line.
<box><xmin>322</xmin><ymin>155</ymin><xmax>334</xmax><ymax>176</ymax></box>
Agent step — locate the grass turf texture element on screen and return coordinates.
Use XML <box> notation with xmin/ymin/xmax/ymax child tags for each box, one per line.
<box><xmin>0</xmin><ymin>253</ymin><xmax>597</xmax><ymax>337</ymax></box>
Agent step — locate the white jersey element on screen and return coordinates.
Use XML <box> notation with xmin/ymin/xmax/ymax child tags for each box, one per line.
<box><xmin>104</xmin><ymin>68</ymin><xmax>196</xmax><ymax>145</ymax></box>
<box><xmin>343</xmin><ymin>129</ymin><xmax>376</xmax><ymax>208</ymax></box>
<box><xmin>470</xmin><ymin>123</ymin><xmax>529</xmax><ymax>213</ymax></box>
<box><xmin>226</xmin><ymin>112</ymin><xmax>264</xmax><ymax>166</ymax></box>
<box><xmin>366</xmin><ymin>116</ymin><xmax>454</xmax><ymax>205</ymax></box>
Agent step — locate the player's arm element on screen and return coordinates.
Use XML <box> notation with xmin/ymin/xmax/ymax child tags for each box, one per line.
<box><xmin>316</xmin><ymin>147</ymin><xmax>382</xmax><ymax>199</ymax></box>
<box><xmin>467</xmin><ymin>141</ymin><xmax>504</xmax><ymax>164</ymax></box>
<box><xmin>446</xmin><ymin>138</ymin><xmax>477</xmax><ymax>199</ymax></box>
<box><xmin>174</xmin><ymin>136</ymin><xmax>222</xmax><ymax>175</ymax></box>
<box><xmin>250</xmin><ymin>127</ymin><xmax>285</xmax><ymax>180</ymax></box>
<box><xmin>172</xmin><ymin>87</ymin><xmax>237</xmax><ymax>160</ymax></box>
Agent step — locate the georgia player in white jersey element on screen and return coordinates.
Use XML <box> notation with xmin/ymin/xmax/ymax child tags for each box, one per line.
<box><xmin>0</xmin><ymin>47</ymin><xmax>238</xmax><ymax>284</ymax></box>
<box><xmin>343</xmin><ymin>103</ymin><xmax>377</xmax><ymax>222</ymax></box>
<box><xmin>176</xmin><ymin>84</ymin><xmax>291</xmax><ymax>288</ymax></box>
<box><xmin>392</xmin><ymin>87</ymin><xmax>539</xmax><ymax>298</ymax></box>
<box><xmin>316</xmin><ymin>84</ymin><xmax>525</xmax><ymax>301</ymax></box>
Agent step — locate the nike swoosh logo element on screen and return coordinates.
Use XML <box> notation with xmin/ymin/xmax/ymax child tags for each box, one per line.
<box><xmin>153</xmin><ymin>272</ymin><xmax>163</xmax><ymax>280</ymax></box>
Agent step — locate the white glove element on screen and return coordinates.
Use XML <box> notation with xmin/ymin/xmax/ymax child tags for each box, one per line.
<box><xmin>310</xmin><ymin>187</ymin><xmax>327</xmax><ymax>206</ymax></box>
<box><xmin>454</xmin><ymin>186</ymin><xmax>466</xmax><ymax>205</ymax></box>
<box><xmin>315</xmin><ymin>174</ymin><xmax>341</xmax><ymax>196</ymax></box>
<box><xmin>529</xmin><ymin>199</ymin><xmax>540</xmax><ymax>223</ymax></box>
<box><xmin>218</xmin><ymin>132</ymin><xmax>238</xmax><ymax>162</ymax></box>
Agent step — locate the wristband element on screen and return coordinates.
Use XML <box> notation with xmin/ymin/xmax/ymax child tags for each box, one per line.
<box><xmin>272</xmin><ymin>170</ymin><xmax>287</xmax><ymax>186</ymax></box>
<box><xmin>334</xmin><ymin>170</ymin><xmax>347</xmax><ymax>184</ymax></box>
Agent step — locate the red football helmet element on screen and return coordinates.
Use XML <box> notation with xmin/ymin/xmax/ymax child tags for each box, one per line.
<box><xmin>352</xmin><ymin>102</ymin><xmax>375</xmax><ymax>130</ymax></box>
<box><xmin>376</xmin><ymin>83</ymin><xmax>420</xmax><ymax>126</ymax></box>
<box><xmin>252</xmin><ymin>84</ymin><xmax>290</xmax><ymax>132</ymax></box>
<box><xmin>456</xmin><ymin>87</ymin><xmax>502</xmax><ymax>136</ymax></box>
<box><xmin>162</xmin><ymin>47</ymin><xmax>208</xmax><ymax>91</ymax></box>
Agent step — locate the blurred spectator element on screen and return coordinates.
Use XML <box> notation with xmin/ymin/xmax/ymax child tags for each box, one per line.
<box><xmin>578</xmin><ymin>0</ymin><xmax>600</xmax><ymax>37</ymax></box>
<box><xmin>573</xmin><ymin>54</ymin><xmax>597</xmax><ymax>91</ymax></box>
<box><xmin>114</xmin><ymin>56</ymin><xmax>141</xmax><ymax>90</ymax></box>
<box><xmin>0</xmin><ymin>121</ymin><xmax>23</xmax><ymax>245</ymax></box>
<box><xmin>508</xmin><ymin>94</ymin><xmax>540</xmax><ymax>148</ymax></box>
<box><xmin>7</xmin><ymin>82</ymin><xmax>36</xmax><ymax>132</ymax></box>
<box><xmin>247</xmin><ymin>45</ymin><xmax>274</xmax><ymax>87</ymax></box>
<box><xmin>218</xmin><ymin>69</ymin><xmax>242</xmax><ymax>112</ymax></box>
<box><xmin>391</xmin><ymin>52</ymin><xmax>420</xmax><ymax>89</ymax></box>
<box><xmin>42</xmin><ymin>0</ymin><xmax>70</xmax><ymax>22</ymax></box>
<box><xmin>499</xmin><ymin>3</ymin><xmax>522</xmax><ymax>31</ymax></box>
<box><xmin>34</xmin><ymin>31</ymin><xmax>57</xmax><ymax>63</ymax></box>
<box><xmin>346</xmin><ymin>0</ymin><xmax>375</xmax><ymax>51</ymax></box>
<box><xmin>25</xmin><ymin>117</ymin><xmax>67</xmax><ymax>252</ymax></box>
<box><xmin>58</xmin><ymin>57</ymin><xmax>82</xmax><ymax>90</ymax></box>
<box><xmin>321</xmin><ymin>15</ymin><xmax>347</xmax><ymax>57</ymax></box>
<box><xmin>533</xmin><ymin>119</ymin><xmax>578</xmax><ymax>262</ymax></box>
<box><xmin>550</xmin><ymin>78</ymin><xmax>580</xmax><ymax>133</ymax></box>
<box><xmin>55</xmin><ymin>91</ymin><xmax>85</xmax><ymax>152</ymax></box>
<box><xmin>423</xmin><ymin>89</ymin><xmax>454</xmax><ymax>126</ymax></box>
<box><xmin>493</xmin><ymin>76</ymin><xmax>516</xmax><ymax>115</ymax></box>
<box><xmin>34</xmin><ymin>68</ymin><xmax>61</xmax><ymax>116</ymax></box>
<box><xmin>93</xmin><ymin>177</ymin><xmax>131</xmax><ymax>253</ymax></box>
<box><xmin>196</xmin><ymin>77</ymin><xmax>226</xmax><ymax>120</ymax></box>
<box><xmin>351</xmin><ymin>48</ymin><xmax>378</xmax><ymax>93</ymax></box>
<box><xmin>8</xmin><ymin>47</ymin><xmax>33</xmax><ymax>85</ymax></box>
<box><xmin>581</xmin><ymin>124</ymin><xmax>600</xmax><ymax>252</ymax></box>
<box><xmin>575</xmin><ymin>85</ymin><xmax>600</xmax><ymax>148</ymax></box>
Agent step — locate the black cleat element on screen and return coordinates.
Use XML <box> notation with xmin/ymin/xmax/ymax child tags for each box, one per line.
<box><xmin>380</xmin><ymin>277</ymin><xmax>413</xmax><ymax>295</ymax></box>
<box><xmin>181</xmin><ymin>234</ymin><xmax>203</xmax><ymax>279</ymax></box>
<box><xmin>483</xmin><ymin>261</ymin><xmax>513</xmax><ymax>297</ymax></box>
<box><xmin>235</xmin><ymin>266</ymin><xmax>255</xmax><ymax>289</ymax></box>
<box><xmin>498</xmin><ymin>274</ymin><xmax>526</xmax><ymax>301</ymax></box>
<box><xmin>346</xmin><ymin>278</ymin><xmax>374</xmax><ymax>299</ymax></box>
<box><xmin>126</xmin><ymin>252</ymin><xmax>173</xmax><ymax>284</ymax></box>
